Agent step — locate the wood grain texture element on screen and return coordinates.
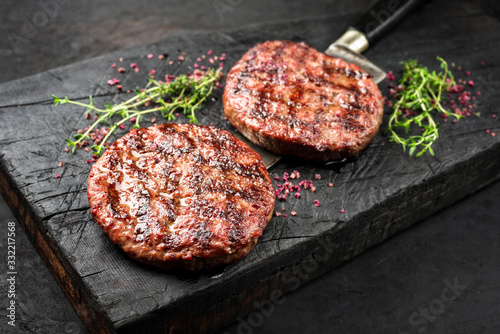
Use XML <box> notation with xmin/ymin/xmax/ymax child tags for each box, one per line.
<box><xmin>0</xmin><ymin>0</ymin><xmax>499</xmax><ymax>333</ymax></box>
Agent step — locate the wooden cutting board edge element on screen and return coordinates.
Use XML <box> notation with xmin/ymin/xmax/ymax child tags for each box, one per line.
<box><xmin>0</xmin><ymin>163</ymin><xmax>116</xmax><ymax>333</ymax></box>
<box><xmin>2</xmin><ymin>137</ymin><xmax>499</xmax><ymax>333</ymax></box>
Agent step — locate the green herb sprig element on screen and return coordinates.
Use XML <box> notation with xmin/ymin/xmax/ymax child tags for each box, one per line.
<box><xmin>387</xmin><ymin>57</ymin><xmax>464</xmax><ymax>157</ymax></box>
<box><xmin>53</xmin><ymin>68</ymin><xmax>221</xmax><ymax>156</ymax></box>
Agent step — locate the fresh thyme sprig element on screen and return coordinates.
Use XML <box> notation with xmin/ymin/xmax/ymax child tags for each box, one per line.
<box><xmin>53</xmin><ymin>68</ymin><xmax>222</xmax><ymax>156</ymax></box>
<box><xmin>387</xmin><ymin>57</ymin><xmax>464</xmax><ymax>157</ymax></box>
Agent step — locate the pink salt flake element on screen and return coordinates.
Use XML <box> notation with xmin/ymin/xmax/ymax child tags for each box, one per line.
<box><xmin>290</xmin><ymin>211</ymin><xmax>297</xmax><ymax>216</ymax></box>
<box><xmin>55</xmin><ymin>174</ymin><xmax>60</xmax><ymax>179</ymax></box>
<box><xmin>112</xmin><ymin>63</ymin><xmax>116</xmax><ymax>68</ymax></box>
<box><xmin>295</xmin><ymin>193</ymin><xmax>300</xmax><ymax>199</ymax></box>
<box><xmin>340</xmin><ymin>209</ymin><xmax>345</xmax><ymax>214</ymax></box>
<box><xmin>386</xmin><ymin>71</ymin><xmax>396</xmax><ymax>81</ymax></box>
<box><xmin>314</xmin><ymin>200</ymin><xmax>320</xmax><ymax>207</ymax></box>
<box><xmin>107</xmin><ymin>78</ymin><xmax>120</xmax><ymax>86</ymax></box>
<box><xmin>147</xmin><ymin>54</ymin><xmax>153</xmax><ymax>59</ymax></box>
<box><xmin>467</xmin><ymin>80</ymin><xmax>475</xmax><ymax>87</ymax></box>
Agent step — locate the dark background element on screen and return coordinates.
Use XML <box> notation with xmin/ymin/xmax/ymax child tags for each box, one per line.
<box><xmin>1</xmin><ymin>0</ymin><xmax>499</xmax><ymax>333</ymax></box>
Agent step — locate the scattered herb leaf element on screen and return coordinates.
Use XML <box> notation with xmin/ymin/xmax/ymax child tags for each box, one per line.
<box><xmin>53</xmin><ymin>68</ymin><xmax>222</xmax><ymax>156</ymax></box>
<box><xmin>387</xmin><ymin>57</ymin><xmax>464</xmax><ymax>157</ymax></box>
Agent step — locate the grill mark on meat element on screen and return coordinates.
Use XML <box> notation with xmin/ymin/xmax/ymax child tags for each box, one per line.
<box><xmin>234</xmin><ymin>70</ymin><xmax>370</xmax><ymax>125</ymax></box>
<box><xmin>161</xmin><ymin>198</ymin><xmax>178</xmax><ymax>222</ymax></box>
<box><xmin>223</xmin><ymin>40</ymin><xmax>384</xmax><ymax>161</ymax></box>
<box><xmin>342</xmin><ymin>112</ymin><xmax>367</xmax><ymax>132</ymax></box>
<box><xmin>227</xmin><ymin>203</ymin><xmax>245</xmax><ymax>244</ymax></box>
<box><xmin>304</xmin><ymin>73</ymin><xmax>366</xmax><ymax>96</ymax></box>
<box><xmin>193</xmin><ymin>220</ymin><xmax>212</xmax><ymax>250</ymax></box>
<box><xmin>288</xmin><ymin>81</ymin><xmax>304</xmax><ymax>119</ymax></box>
<box><xmin>87</xmin><ymin>123</ymin><xmax>275</xmax><ymax>270</ymax></box>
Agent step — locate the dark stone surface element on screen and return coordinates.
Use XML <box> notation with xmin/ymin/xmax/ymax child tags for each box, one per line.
<box><xmin>0</xmin><ymin>0</ymin><xmax>499</xmax><ymax>333</ymax></box>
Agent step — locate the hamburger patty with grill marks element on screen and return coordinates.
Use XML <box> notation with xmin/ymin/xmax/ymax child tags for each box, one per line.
<box><xmin>87</xmin><ymin>123</ymin><xmax>275</xmax><ymax>271</ymax></box>
<box><xmin>223</xmin><ymin>40</ymin><xmax>385</xmax><ymax>161</ymax></box>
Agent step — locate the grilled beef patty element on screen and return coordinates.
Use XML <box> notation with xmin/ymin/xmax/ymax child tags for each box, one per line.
<box><xmin>87</xmin><ymin>123</ymin><xmax>275</xmax><ymax>270</ymax></box>
<box><xmin>223</xmin><ymin>40</ymin><xmax>385</xmax><ymax>161</ymax></box>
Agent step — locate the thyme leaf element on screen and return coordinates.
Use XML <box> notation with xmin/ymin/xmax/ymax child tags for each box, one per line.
<box><xmin>54</xmin><ymin>68</ymin><xmax>222</xmax><ymax>157</ymax></box>
<box><xmin>387</xmin><ymin>57</ymin><xmax>464</xmax><ymax>157</ymax></box>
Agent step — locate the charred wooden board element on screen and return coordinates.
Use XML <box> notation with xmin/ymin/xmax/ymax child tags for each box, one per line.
<box><xmin>0</xmin><ymin>1</ymin><xmax>499</xmax><ymax>333</ymax></box>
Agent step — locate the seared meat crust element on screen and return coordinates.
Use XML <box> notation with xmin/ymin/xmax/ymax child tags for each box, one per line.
<box><xmin>87</xmin><ymin>123</ymin><xmax>275</xmax><ymax>270</ymax></box>
<box><xmin>223</xmin><ymin>40</ymin><xmax>384</xmax><ymax>161</ymax></box>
